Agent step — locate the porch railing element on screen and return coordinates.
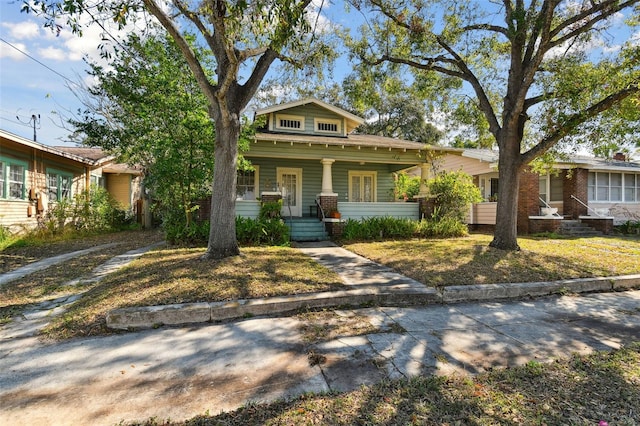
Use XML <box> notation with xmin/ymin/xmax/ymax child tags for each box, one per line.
<box><xmin>337</xmin><ymin>201</ymin><xmax>419</xmax><ymax>220</ymax></box>
<box><xmin>570</xmin><ymin>194</ymin><xmax>605</xmax><ymax>217</ymax></box>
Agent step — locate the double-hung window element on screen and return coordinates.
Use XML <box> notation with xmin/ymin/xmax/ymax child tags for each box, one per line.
<box><xmin>349</xmin><ymin>171</ymin><xmax>377</xmax><ymax>202</ymax></box>
<box><xmin>0</xmin><ymin>157</ymin><xmax>27</xmax><ymax>200</ymax></box>
<box><xmin>589</xmin><ymin>172</ymin><xmax>639</xmax><ymax>202</ymax></box>
<box><xmin>236</xmin><ymin>167</ymin><xmax>259</xmax><ymax>200</ymax></box>
<box><xmin>47</xmin><ymin>169</ymin><xmax>73</xmax><ymax>202</ymax></box>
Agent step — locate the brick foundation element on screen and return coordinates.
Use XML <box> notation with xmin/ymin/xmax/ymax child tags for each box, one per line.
<box><xmin>528</xmin><ymin>218</ymin><xmax>563</xmax><ymax>234</ymax></box>
<box><xmin>581</xmin><ymin>218</ymin><xmax>614</xmax><ymax>235</ymax></box>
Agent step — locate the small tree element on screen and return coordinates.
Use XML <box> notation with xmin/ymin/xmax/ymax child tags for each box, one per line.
<box><xmin>428</xmin><ymin>171</ymin><xmax>483</xmax><ymax>222</ymax></box>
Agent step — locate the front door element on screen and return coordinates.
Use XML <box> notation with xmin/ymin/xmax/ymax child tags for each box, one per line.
<box><xmin>277</xmin><ymin>167</ymin><xmax>302</xmax><ymax>217</ymax></box>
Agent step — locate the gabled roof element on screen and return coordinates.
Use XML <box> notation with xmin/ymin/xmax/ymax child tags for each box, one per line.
<box><xmin>0</xmin><ymin>129</ymin><xmax>96</xmax><ymax>165</ymax></box>
<box><xmin>54</xmin><ymin>146</ymin><xmax>115</xmax><ymax>165</ymax></box>
<box><xmin>453</xmin><ymin>148</ymin><xmax>640</xmax><ymax>172</ymax></box>
<box><xmin>255</xmin><ymin>98</ymin><xmax>365</xmax><ymax>128</ymax></box>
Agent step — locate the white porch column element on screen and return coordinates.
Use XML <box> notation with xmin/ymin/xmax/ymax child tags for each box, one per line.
<box><xmin>320</xmin><ymin>158</ymin><xmax>336</xmax><ymax>195</ymax></box>
<box><xmin>418</xmin><ymin>162</ymin><xmax>430</xmax><ymax>197</ymax></box>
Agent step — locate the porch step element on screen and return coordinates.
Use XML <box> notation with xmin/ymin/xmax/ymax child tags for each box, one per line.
<box><xmin>559</xmin><ymin>220</ymin><xmax>602</xmax><ymax>237</ymax></box>
<box><xmin>284</xmin><ymin>217</ymin><xmax>329</xmax><ymax>242</ymax></box>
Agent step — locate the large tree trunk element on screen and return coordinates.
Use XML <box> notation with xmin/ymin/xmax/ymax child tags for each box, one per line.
<box><xmin>490</xmin><ymin>128</ymin><xmax>523</xmax><ymax>251</ymax></box>
<box><xmin>203</xmin><ymin>114</ymin><xmax>241</xmax><ymax>260</ymax></box>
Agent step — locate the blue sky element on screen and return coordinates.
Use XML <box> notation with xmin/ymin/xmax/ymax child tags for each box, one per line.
<box><xmin>1</xmin><ymin>1</ymin><xmax>638</xmax><ymax>148</ymax></box>
<box><xmin>0</xmin><ymin>1</ymin><xmax>360</xmax><ymax>146</ymax></box>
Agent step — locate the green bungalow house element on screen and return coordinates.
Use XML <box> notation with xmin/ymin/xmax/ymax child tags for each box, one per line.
<box><xmin>236</xmin><ymin>98</ymin><xmax>435</xmax><ymax>240</ymax></box>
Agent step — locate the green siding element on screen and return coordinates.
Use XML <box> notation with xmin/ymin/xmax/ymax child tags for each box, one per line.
<box><xmin>338</xmin><ymin>202</ymin><xmax>420</xmax><ymax>220</ymax></box>
<box><xmin>276</xmin><ymin>104</ymin><xmax>345</xmax><ymax>136</ymax></box>
<box><xmin>247</xmin><ymin>140</ymin><xmax>424</xmax><ymax>165</ymax></box>
<box><xmin>248</xmin><ymin>158</ymin><xmax>399</xmax><ymax>213</ymax></box>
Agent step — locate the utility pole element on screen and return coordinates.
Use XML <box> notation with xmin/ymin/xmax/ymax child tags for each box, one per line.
<box><xmin>16</xmin><ymin>113</ymin><xmax>41</xmax><ymax>142</ymax></box>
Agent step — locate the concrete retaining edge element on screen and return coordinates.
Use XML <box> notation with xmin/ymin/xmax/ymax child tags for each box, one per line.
<box><xmin>106</xmin><ymin>274</ymin><xmax>640</xmax><ymax>330</ymax></box>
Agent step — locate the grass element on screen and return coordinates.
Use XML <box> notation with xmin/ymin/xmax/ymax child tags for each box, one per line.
<box><xmin>128</xmin><ymin>342</ymin><xmax>640</xmax><ymax>425</ymax></box>
<box><xmin>2</xmin><ymin>232</ymin><xmax>639</xmax><ymax>338</ymax></box>
<box><xmin>343</xmin><ymin>234</ymin><xmax>640</xmax><ymax>287</ymax></box>
<box><xmin>39</xmin><ymin>245</ymin><xmax>345</xmax><ymax>339</ymax></box>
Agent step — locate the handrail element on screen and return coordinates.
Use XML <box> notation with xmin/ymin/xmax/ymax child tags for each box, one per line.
<box><xmin>538</xmin><ymin>197</ymin><xmax>562</xmax><ymax>217</ymax></box>
<box><xmin>570</xmin><ymin>194</ymin><xmax>604</xmax><ymax>217</ymax></box>
<box><xmin>285</xmin><ymin>194</ymin><xmax>293</xmax><ymax>243</ymax></box>
<box><xmin>315</xmin><ymin>197</ymin><xmax>326</xmax><ymax>221</ymax></box>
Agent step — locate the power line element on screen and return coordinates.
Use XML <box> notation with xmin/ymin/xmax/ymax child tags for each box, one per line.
<box><xmin>0</xmin><ymin>37</ymin><xmax>82</xmax><ymax>88</ymax></box>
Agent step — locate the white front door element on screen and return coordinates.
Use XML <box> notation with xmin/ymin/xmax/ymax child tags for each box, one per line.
<box><xmin>277</xmin><ymin>167</ymin><xmax>302</xmax><ymax>217</ymax></box>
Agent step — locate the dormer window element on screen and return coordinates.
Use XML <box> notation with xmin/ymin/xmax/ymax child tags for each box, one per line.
<box><xmin>314</xmin><ymin>118</ymin><xmax>341</xmax><ymax>134</ymax></box>
<box><xmin>275</xmin><ymin>114</ymin><xmax>304</xmax><ymax>131</ymax></box>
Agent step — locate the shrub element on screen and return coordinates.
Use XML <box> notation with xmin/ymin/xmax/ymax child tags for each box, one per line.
<box><xmin>428</xmin><ymin>171</ymin><xmax>483</xmax><ymax>221</ymax></box>
<box><xmin>341</xmin><ymin>215</ymin><xmax>468</xmax><ymax>242</ymax></box>
<box><xmin>259</xmin><ymin>200</ymin><xmax>282</xmax><ymax>219</ymax></box>
<box><xmin>236</xmin><ymin>216</ymin><xmax>289</xmax><ymax>246</ymax></box>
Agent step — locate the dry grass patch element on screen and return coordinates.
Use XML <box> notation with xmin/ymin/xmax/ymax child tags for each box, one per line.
<box><xmin>296</xmin><ymin>309</ymin><xmax>389</xmax><ymax>343</ymax></box>
<box><xmin>42</xmin><ymin>246</ymin><xmax>345</xmax><ymax>339</ymax></box>
<box><xmin>344</xmin><ymin>234</ymin><xmax>640</xmax><ymax>287</ymax></box>
<box><xmin>130</xmin><ymin>343</ymin><xmax>640</xmax><ymax>425</ymax></box>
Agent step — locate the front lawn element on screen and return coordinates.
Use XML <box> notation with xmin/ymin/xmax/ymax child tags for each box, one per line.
<box><xmin>343</xmin><ymin>234</ymin><xmax>640</xmax><ymax>287</ymax></box>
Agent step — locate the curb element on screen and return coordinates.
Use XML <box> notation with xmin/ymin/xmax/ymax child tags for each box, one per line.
<box><xmin>105</xmin><ymin>274</ymin><xmax>640</xmax><ymax>330</ymax></box>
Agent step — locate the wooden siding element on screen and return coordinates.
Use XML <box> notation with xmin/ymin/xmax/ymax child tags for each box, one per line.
<box><xmin>106</xmin><ymin>174</ymin><xmax>132</xmax><ymax>208</ymax></box>
<box><xmin>338</xmin><ymin>202</ymin><xmax>420</xmax><ymax>220</ymax></box>
<box><xmin>271</xmin><ymin>103</ymin><xmax>347</xmax><ymax>137</ymax></box>
<box><xmin>435</xmin><ymin>153</ymin><xmax>495</xmax><ymax>176</ymax></box>
<box><xmin>236</xmin><ymin>200</ymin><xmax>260</xmax><ymax>218</ymax></box>
<box><xmin>471</xmin><ymin>202</ymin><xmax>498</xmax><ymax>225</ymax></box>
<box><xmin>247</xmin><ymin>140</ymin><xmax>425</xmax><ymax>165</ymax></box>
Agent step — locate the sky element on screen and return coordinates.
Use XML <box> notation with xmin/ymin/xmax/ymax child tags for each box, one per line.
<box><xmin>0</xmin><ymin>0</ymin><xmax>359</xmax><ymax>146</ymax></box>
<box><xmin>0</xmin><ymin>1</ymin><xmax>638</xmax><ymax>149</ymax></box>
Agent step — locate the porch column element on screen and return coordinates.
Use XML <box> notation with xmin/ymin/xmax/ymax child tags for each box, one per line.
<box><xmin>417</xmin><ymin>162</ymin><xmax>430</xmax><ymax>197</ymax></box>
<box><xmin>320</xmin><ymin>158</ymin><xmax>336</xmax><ymax>195</ymax></box>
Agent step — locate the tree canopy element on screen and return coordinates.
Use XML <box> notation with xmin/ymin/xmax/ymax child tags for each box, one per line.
<box><xmin>26</xmin><ymin>0</ymin><xmax>333</xmax><ymax>259</ymax></box>
<box><xmin>349</xmin><ymin>0</ymin><xmax>640</xmax><ymax>250</ymax></box>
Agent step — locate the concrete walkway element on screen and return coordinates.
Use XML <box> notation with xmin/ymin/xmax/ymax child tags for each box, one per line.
<box><xmin>106</xmin><ymin>241</ymin><xmax>640</xmax><ymax>329</ymax></box>
<box><xmin>1</xmin><ymin>240</ymin><xmax>639</xmax><ymax>425</ymax></box>
<box><xmin>0</xmin><ymin>241</ymin><xmax>166</xmax><ymax>340</ymax></box>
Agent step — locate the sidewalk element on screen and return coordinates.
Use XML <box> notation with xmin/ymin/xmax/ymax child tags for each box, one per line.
<box><xmin>1</xmin><ymin>240</ymin><xmax>639</xmax><ymax>425</ymax></box>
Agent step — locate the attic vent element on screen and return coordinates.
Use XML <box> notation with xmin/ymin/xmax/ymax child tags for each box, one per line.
<box><xmin>317</xmin><ymin>122</ymin><xmax>338</xmax><ymax>132</ymax></box>
<box><xmin>279</xmin><ymin>119</ymin><xmax>301</xmax><ymax>129</ymax></box>
<box><xmin>314</xmin><ymin>118</ymin><xmax>341</xmax><ymax>134</ymax></box>
<box><xmin>275</xmin><ymin>114</ymin><xmax>304</xmax><ymax>131</ymax></box>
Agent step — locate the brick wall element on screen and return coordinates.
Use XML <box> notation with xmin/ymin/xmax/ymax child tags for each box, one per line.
<box><xmin>528</xmin><ymin>218</ymin><xmax>563</xmax><ymax>234</ymax></box>
<box><xmin>517</xmin><ymin>167</ymin><xmax>540</xmax><ymax>234</ymax></box>
<box><xmin>563</xmin><ymin>168</ymin><xmax>588</xmax><ymax>219</ymax></box>
<box><xmin>318</xmin><ymin>195</ymin><xmax>337</xmax><ymax>216</ymax></box>
<box><xmin>581</xmin><ymin>218</ymin><xmax>614</xmax><ymax>235</ymax></box>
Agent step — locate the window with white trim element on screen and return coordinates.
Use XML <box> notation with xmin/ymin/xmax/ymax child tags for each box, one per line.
<box><xmin>349</xmin><ymin>171</ymin><xmax>377</xmax><ymax>202</ymax></box>
<box><xmin>47</xmin><ymin>169</ymin><xmax>73</xmax><ymax>202</ymax></box>
<box><xmin>539</xmin><ymin>174</ymin><xmax>564</xmax><ymax>204</ymax></box>
<box><xmin>0</xmin><ymin>157</ymin><xmax>27</xmax><ymax>200</ymax></box>
<box><xmin>588</xmin><ymin>172</ymin><xmax>640</xmax><ymax>202</ymax></box>
<box><xmin>275</xmin><ymin>114</ymin><xmax>304</xmax><ymax>131</ymax></box>
<box><xmin>236</xmin><ymin>166</ymin><xmax>259</xmax><ymax>200</ymax></box>
<box><xmin>314</xmin><ymin>118</ymin><xmax>341</xmax><ymax>134</ymax></box>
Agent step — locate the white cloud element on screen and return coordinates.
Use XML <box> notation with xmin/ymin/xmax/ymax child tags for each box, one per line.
<box><xmin>0</xmin><ymin>41</ymin><xmax>29</xmax><ymax>60</ymax></box>
<box><xmin>38</xmin><ymin>46</ymin><xmax>66</xmax><ymax>61</ymax></box>
<box><xmin>1</xmin><ymin>20</ymin><xmax>41</xmax><ymax>39</ymax></box>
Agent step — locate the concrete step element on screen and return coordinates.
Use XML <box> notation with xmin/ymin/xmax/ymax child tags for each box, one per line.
<box><xmin>559</xmin><ymin>220</ymin><xmax>602</xmax><ymax>236</ymax></box>
<box><xmin>284</xmin><ymin>217</ymin><xmax>329</xmax><ymax>242</ymax></box>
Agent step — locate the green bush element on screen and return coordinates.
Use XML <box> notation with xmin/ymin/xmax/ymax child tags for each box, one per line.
<box><xmin>259</xmin><ymin>200</ymin><xmax>282</xmax><ymax>219</ymax></box>
<box><xmin>236</xmin><ymin>216</ymin><xmax>289</xmax><ymax>246</ymax></box>
<box><xmin>39</xmin><ymin>187</ymin><xmax>133</xmax><ymax>236</ymax></box>
<box><xmin>428</xmin><ymin>171</ymin><xmax>483</xmax><ymax>221</ymax></box>
<box><xmin>616</xmin><ymin>220</ymin><xmax>640</xmax><ymax>235</ymax></box>
<box><xmin>165</xmin><ymin>216</ymin><xmax>289</xmax><ymax>246</ymax></box>
<box><xmin>341</xmin><ymin>215</ymin><xmax>468</xmax><ymax>242</ymax></box>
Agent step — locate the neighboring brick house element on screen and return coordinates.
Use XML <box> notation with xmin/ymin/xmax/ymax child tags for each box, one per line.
<box><xmin>0</xmin><ymin>129</ymin><xmax>147</xmax><ymax>232</ymax></box>
<box><xmin>435</xmin><ymin>148</ymin><xmax>640</xmax><ymax>233</ymax></box>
